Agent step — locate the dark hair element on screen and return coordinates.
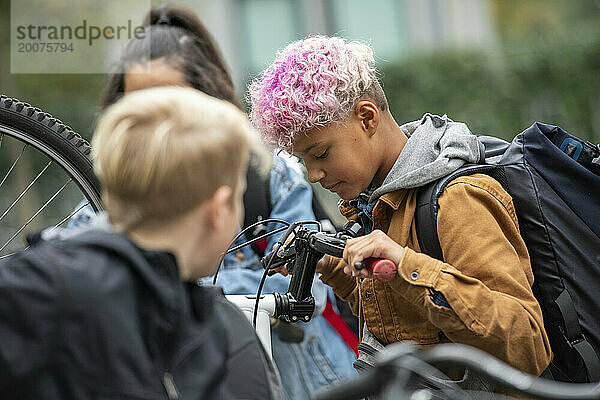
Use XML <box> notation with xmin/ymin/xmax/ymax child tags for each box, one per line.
<box><xmin>100</xmin><ymin>4</ymin><xmax>240</xmax><ymax>109</ymax></box>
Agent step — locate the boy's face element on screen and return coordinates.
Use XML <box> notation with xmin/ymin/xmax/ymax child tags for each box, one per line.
<box><xmin>292</xmin><ymin>118</ymin><xmax>380</xmax><ymax>200</ymax></box>
<box><xmin>219</xmin><ymin>171</ymin><xmax>246</xmax><ymax>253</ymax></box>
<box><xmin>201</xmin><ymin>171</ymin><xmax>246</xmax><ymax>278</ymax></box>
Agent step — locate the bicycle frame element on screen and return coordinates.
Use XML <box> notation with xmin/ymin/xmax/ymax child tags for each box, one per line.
<box><xmin>226</xmin><ymin>294</ymin><xmax>278</xmax><ymax>358</ymax></box>
<box><xmin>313</xmin><ymin>342</ymin><xmax>600</xmax><ymax>400</ymax></box>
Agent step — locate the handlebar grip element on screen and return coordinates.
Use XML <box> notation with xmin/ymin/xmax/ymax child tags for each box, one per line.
<box><xmin>354</xmin><ymin>258</ymin><xmax>397</xmax><ymax>283</ymax></box>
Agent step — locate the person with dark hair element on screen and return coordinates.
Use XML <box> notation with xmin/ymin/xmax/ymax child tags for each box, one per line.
<box><xmin>67</xmin><ymin>5</ymin><xmax>357</xmax><ymax>400</ymax></box>
<box><xmin>100</xmin><ymin>4</ymin><xmax>240</xmax><ymax>110</ymax></box>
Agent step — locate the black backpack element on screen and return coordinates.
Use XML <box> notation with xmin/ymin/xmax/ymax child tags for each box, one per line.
<box><xmin>415</xmin><ymin>122</ymin><xmax>600</xmax><ymax>382</ymax></box>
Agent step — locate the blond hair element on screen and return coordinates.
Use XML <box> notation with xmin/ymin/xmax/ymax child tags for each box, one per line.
<box><xmin>92</xmin><ymin>86</ymin><xmax>262</xmax><ymax>231</ymax></box>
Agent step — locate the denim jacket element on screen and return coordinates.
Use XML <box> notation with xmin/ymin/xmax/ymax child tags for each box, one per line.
<box><xmin>69</xmin><ymin>155</ymin><xmax>356</xmax><ymax>400</ymax></box>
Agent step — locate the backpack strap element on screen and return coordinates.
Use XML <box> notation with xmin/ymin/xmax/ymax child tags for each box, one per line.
<box><xmin>243</xmin><ymin>162</ymin><xmax>272</xmax><ymax>258</ymax></box>
<box><xmin>555</xmin><ymin>289</ymin><xmax>600</xmax><ymax>381</ymax></box>
<box><xmin>415</xmin><ymin>164</ymin><xmax>499</xmax><ymax>261</ymax></box>
<box><xmin>415</xmin><ymin>180</ymin><xmax>443</xmax><ymax>261</ymax></box>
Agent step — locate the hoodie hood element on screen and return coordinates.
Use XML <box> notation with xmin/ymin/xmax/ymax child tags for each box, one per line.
<box><xmin>65</xmin><ymin>215</ymin><xmax>181</xmax><ymax>300</ymax></box>
<box><xmin>44</xmin><ymin>213</ymin><xmax>188</xmax><ymax>326</ymax></box>
<box><xmin>370</xmin><ymin>113</ymin><xmax>484</xmax><ymax>202</ymax></box>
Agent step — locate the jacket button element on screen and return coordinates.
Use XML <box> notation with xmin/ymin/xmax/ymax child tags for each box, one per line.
<box><xmin>364</xmin><ymin>291</ymin><xmax>372</xmax><ymax>299</ymax></box>
<box><xmin>410</xmin><ymin>271</ymin><xmax>419</xmax><ymax>280</ymax></box>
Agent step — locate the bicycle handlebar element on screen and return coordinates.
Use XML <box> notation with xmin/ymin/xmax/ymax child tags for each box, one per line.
<box><xmin>261</xmin><ymin>221</ymin><xmax>397</xmax><ymax>322</ymax></box>
<box><xmin>354</xmin><ymin>258</ymin><xmax>397</xmax><ymax>283</ymax></box>
<box><xmin>312</xmin><ymin>342</ymin><xmax>600</xmax><ymax>400</ymax></box>
<box><xmin>419</xmin><ymin>344</ymin><xmax>600</xmax><ymax>399</ymax></box>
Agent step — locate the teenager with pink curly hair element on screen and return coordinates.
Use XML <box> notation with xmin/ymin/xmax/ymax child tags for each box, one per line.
<box><xmin>250</xmin><ymin>36</ymin><xmax>552</xmax><ymax>391</ymax></box>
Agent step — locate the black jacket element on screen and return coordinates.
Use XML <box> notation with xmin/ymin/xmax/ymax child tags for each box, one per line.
<box><xmin>0</xmin><ymin>229</ymin><xmax>281</xmax><ymax>399</ymax></box>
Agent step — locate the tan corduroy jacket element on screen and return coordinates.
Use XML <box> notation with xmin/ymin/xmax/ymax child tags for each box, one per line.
<box><xmin>320</xmin><ymin>174</ymin><xmax>552</xmax><ymax>376</ymax></box>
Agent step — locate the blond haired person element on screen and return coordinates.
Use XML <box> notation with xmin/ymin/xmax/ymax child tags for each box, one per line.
<box><xmin>0</xmin><ymin>87</ymin><xmax>282</xmax><ymax>400</ymax></box>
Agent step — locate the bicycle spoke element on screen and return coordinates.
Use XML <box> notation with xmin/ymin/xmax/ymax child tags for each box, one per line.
<box><xmin>0</xmin><ymin>178</ymin><xmax>73</xmax><ymax>253</ymax></box>
<box><xmin>0</xmin><ymin>245</ymin><xmax>29</xmax><ymax>261</ymax></box>
<box><xmin>0</xmin><ymin>160</ymin><xmax>52</xmax><ymax>221</ymax></box>
<box><xmin>0</xmin><ymin>97</ymin><xmax>102</xmax><ymax>262</ymax></box>
<box><xmin>0</xmin><ymin>243</ymin><xmax>29</xmax><ymax>259</ymax></box>
<box><xmin>46</xmin><ymin>200</ymin><xmax>90</xmax><ymax>233</ymax></box>
<box><xmin>0</xmin><ymin>252</ymin><xmax>17</xmax><ymax>260</ymax></box>
<box><xmin>0</xmin><ymin>198</ymin><xmax>89</xmax><ymax>259</ymax></box>
<box><xmin>0</xmin><ymin>143</ymin><xmax>27</xmax><ymax>189</ymax></box>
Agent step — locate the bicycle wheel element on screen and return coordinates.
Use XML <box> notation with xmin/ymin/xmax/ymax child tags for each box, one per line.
<box><xmin>0</xmin><ymin>95</ymin><xmax>103</xmax><ymax>258</ymax></box>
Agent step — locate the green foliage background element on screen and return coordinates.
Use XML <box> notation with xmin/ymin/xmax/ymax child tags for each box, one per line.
<box><xmin>382</xmin><ymin>22</ymin><xmax>600</xmax><ymax>142</ymax></box>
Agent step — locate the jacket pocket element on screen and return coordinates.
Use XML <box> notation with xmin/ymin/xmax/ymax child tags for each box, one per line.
<box><xmin>306</xmin><ymin>335</ymin><xmax>342</xmax><ymax>384</ymax></box>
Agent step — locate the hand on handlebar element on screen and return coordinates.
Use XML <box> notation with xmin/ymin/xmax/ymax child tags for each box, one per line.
<box><xmin>266</xmin><ymin>227</ymin><xmax>298</xmax><ymax>277</ymax></box>
<box><xmin>343</xmin><ymin>230</ymin><xmax>403</xmax><ymax>282</ymax></box>
<box><xmin>262</xmin><ymin>224</ymin><xmax>401</xmax><ymax>284</ymax></box>
<box><xmin>269</xmin><ymin>254</ymin><xmax>336</xmax><ymax>276</ymax></box>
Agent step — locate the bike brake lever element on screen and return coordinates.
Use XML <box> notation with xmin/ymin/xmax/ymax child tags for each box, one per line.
<box><xmin>262</xmin><ymin>244</ymin><xmax>297</xmax><ymax>274</ymax></box>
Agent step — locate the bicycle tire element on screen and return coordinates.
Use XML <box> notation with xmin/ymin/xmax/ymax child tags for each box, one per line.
<box><xmin>0</xmin><ymin>95</ymin><xmax>103</xmax><ymax>211</ymax></box>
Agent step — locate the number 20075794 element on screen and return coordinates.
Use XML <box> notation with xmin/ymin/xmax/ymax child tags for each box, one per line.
<box><xmin>17</xmin><ymin>42</ymin><xmax>74</xmax><ymax>52</ymax></box>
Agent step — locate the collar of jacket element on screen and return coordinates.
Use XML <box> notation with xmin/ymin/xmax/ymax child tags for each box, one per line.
<box><xmin>63</xmin><ymin>230</ymin><xmax>217</xmax><ymax>331</ymax></box>
<box><xmin>377</xmin><ymin>189</ymin><xmax>409</xmax><ymax>211</ymax></box>
<box><xmin>340</xmin><ymin>189</ymin><xmax>409</xmax><ymax>219</ymax></box>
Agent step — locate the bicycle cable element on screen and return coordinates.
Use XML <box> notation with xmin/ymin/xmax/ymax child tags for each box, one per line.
<box><xmin>252</xmin><ymin>220</ymin><xmax>321</xmax><ymax>327</ymax></box>
<box><xmin>252</xmin><ymin>224</ymin><xmax>298</xmax><ymax>327</ymax></box>
<box><xmin>212</xmin><ymin>218</ymin><xmax>290</xmax><ymax>285</ymax></box>
<box><xmin>208</xmin><ymin>216</ymin><xmax>322</xmax><ymax>327</ymax></box>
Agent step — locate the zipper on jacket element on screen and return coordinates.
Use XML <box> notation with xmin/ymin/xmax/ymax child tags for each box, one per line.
<box><xmin>358</xmin><ymin>342</ymin><xmax>379</xmax><ymax>357</ymax></box>
<box><xmin>162</xmin><ymin>372</ymin><xmax>180</xmax><ymax>400</ymax></box>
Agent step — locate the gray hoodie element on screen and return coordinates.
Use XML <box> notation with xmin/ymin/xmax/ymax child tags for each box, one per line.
<box><xmin>370</xmin><ymin>113</ymin><xmax>484</xmax><ymax>202</ymax></box>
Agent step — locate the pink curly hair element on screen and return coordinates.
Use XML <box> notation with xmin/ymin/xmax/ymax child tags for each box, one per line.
<box><xmin>248</xmin><ymin>36</ymin><xmax>385</xmax><ymax>149</ymax></box>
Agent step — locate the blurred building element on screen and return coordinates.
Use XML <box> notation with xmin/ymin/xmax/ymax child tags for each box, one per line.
<box><xmin>194</xmin><ymin>0</ymin><xmax>498</xmax><ymax>96</ymax></box>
